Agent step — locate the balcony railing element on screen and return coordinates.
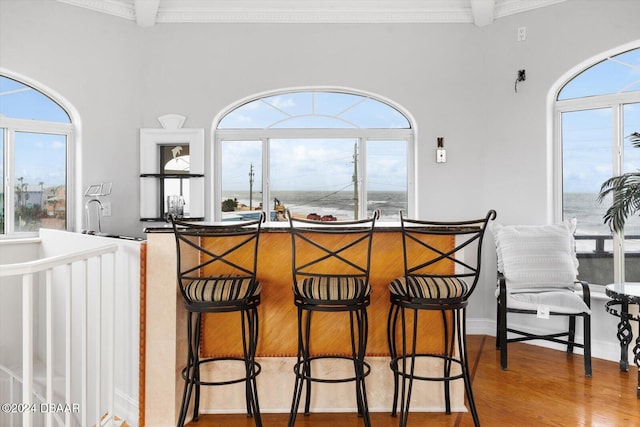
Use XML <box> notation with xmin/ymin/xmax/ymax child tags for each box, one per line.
<box><xmin>575</xmin><ymin>234</ymin><xmax>640</xmax><ymax>285</ymax></box>
<box><xmin>0</xmin><ymin>242</ymin><xmax>118</xmax><ymax>427</ymax></box>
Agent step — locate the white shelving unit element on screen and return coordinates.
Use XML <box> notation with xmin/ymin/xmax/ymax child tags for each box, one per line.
<box><xmin>139</xmin><ymin>115</ymin><xmax>205</xmax><ymax>221</ymax></box>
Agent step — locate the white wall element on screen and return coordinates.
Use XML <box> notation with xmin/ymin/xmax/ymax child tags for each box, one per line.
<box><xmin>1</xmin><ymin>0</ymin><xmax>639</xmax><ymax>336</ymax></box>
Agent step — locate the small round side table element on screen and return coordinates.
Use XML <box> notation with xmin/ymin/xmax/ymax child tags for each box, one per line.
<box><xmin>605</xmin><ymin>282</ymin><xmax>640</xmax><ymax>398</ymax></box>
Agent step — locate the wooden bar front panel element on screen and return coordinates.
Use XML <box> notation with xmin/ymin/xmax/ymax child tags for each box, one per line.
<box><xmin>200</xmin><ymin>230</ymin><xmax>453</xmax><ymax>358</ymax></box>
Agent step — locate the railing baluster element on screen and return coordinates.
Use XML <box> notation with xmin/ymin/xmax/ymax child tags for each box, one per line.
<box><xmin>22</xmin><ymin>272</ymin><xmax>34</xmax><ymax>427</ymax></box>
<box><xmin>95</xmin><ymin>257</ymin><xmax>102</xmax><ymax>427</ymax></box>
<box><xmin>82</xmin><ymin>259</ymin><xmax>88</xmax><ymax>427</ymax></box>
<box><xmin>46</xmin><ymin>268</ymin><xmax>54</xmax><ymax>427</ymax></box>
<box><xmin>108</xmin><ymin>253</ymin><xmax>116</xmax><ymax>427</ymax></box>
<box><xmin>65</xmin><ymin>263</ymin><xmax>72</xmax><ymax>427</ymax></box>
<box><xmin>9</xmin><ymin>373</ymin><xmax>15</xmax><ymax>427</ymax></box>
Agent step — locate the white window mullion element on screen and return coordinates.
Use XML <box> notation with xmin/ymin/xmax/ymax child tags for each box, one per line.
<box><xmin>5</xmin><ymin>128</ymin><xmax>15</xmax><ymax>234</ymax></box>
<box><xmin>612</xmin><ymin>104</ymin><xmax>625</xmax><ymax>283</ymax></box>
<box><xmin>262</xmin><ymin>138</ymin><xmax>270</xmax><ymax>220</ymax></box>
<box><xmin>407</xmin><ymin>133</ymin><xmax>416</xmax><ymax>219</ymax></box>
<box><xmin>552</xmin><ymin>109</ymin><xmax>565</xmax><ymax>224</ymax></box>
<box><xmin>212</xmin><ymin>134</ymin><xmax>222</xmax><ymax>222</ymax></box>
<box><xmin>359</xmin><ymin>138</ymin><xmax>367</xmax><ymax>220</ymax></box>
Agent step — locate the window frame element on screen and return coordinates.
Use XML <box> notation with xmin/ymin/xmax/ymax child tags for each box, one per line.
<box><xmin>0</xmin><ymin>73</ymin><xmax>76</xmax><ymax>238</ymax></box>
<box><xmin>552</xmin><ymin>45</ymin><xmax>640</xmax><ymax>283</ymax></box>
<box><xmin>212</xmin><ymin>88</ymin><xmax>416</xmax><ymax>222</ymax></box>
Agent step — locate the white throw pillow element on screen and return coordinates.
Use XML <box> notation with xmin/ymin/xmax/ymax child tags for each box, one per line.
<box><xmin>491</xmin><ymin>220</ymin><xmax>579</xmax><ymax>289</ymax></box>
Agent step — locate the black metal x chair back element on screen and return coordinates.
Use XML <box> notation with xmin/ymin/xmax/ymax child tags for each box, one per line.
<box><xmin>287</xmin><ymin>209</ymin><xmax>379</xmax><ymax>427</ymax></box>
<box><xmin>289</xmin><ymin>211</ymin><xmax>378</xmax><ymax>309</ymax></box>
<box><xmin>387</xmin><ymin>209</ymin><xmax>496</xmax><ymax>427</ymax></box>
<box><xmin>171</xmin><ymin>213</ymin><xmax>265</xmax><ymax>427</ymax></box>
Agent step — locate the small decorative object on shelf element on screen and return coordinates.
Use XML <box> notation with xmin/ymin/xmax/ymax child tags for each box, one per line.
<box><xmin>139</xmin><ymin>115</ymin><xmax>205</xmax><ymax>221</ymax></box>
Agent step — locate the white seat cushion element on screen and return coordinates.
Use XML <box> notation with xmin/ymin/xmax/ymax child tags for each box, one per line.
<box><xmin>505</xmin><ymin>288</ymin><xmax>591</xmax><ymax>314</ymax></box>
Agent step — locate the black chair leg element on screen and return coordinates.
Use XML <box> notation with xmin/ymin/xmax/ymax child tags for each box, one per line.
<box><xmin>495</xmin><ymin>300</ymin><xmax>501</xmax><ymax>349</ymax></box>
<box><xmin>177</xmin><ymin>312</ymin><xmax>200</xmax><ymax>427</ymax></box>
<box><xmin>396</xmin><ymin>307</ymin><xmax>419</xmax><ymax>427</ymax></box>
<box><xmin>584</xmin><ymin>314</ymin><xmax>592</xmax><ymax>377</ymax></box>
<box><xmin>303</xmin><ymin>310</ymin><xmax>313</xmax><ymax>416</ymax></box>
<box><xmin>288</xmin><ymin>307</ymin><xmax>306</xmax><ymax>427</ymax></box>
<box><xmin>388</xmin><ymin>304</ymin><xmax>400</xmax><ymax>417</ymax></box>
<box><xmin>177</xmin><ymin>312</ymin><xmax>197</xmax><ymax>427</ymax></box>
<box><xmin>458</xmin><ymin>309</ymin><xmax>480</xmax><ymax>427</ymax></box>
<box><xmin>350</xmin><ymin>311</ymin><xmax>364</xmax><ymax>417</ymax></box>
<box><xmin>499</xmin><ymin>303</ymin><xmax>508</xmax><ymax>371</ymax></box>
<box><xmin>567</xmin><ymin>315</ymin><xmax>576</xmax><ymax>354</ymax></box>
<box><xmin>241</xmin><ymin>310</ymin><xmax>252</xmax><ymax>418</ymax></box>
<box><xmin>352</xmin><ymin>308</ymin><xmax>371</xmax><ymax>427</ymax></box>
<box><xmin>242</xmin><ymin>308</ymin><xmax>262</xmax><ymax>426</ymax></box>
<box><xmin>360</xmin><ymin>308</ymin><xmax>371</xmax><ymax>427</ymax></box>
<box><xmin>192</xmin><ymin>313</ymin><xmax>203</xmax><ymax>422</ymax></box>
<box><xmin>441</xmin><ymin>310</ymin><xmax>452</xmax><ymax>415</ymax></box>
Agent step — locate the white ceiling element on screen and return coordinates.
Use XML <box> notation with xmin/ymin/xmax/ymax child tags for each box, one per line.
<box><xmin>56</xmin><ymin>0</ymin><xmax>568</xmax><ymax>27</ymax></box>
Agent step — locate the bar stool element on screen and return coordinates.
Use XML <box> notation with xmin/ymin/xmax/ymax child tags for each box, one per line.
<box><xmin>387</xmin><ymin>210</ymin><xmax>496</xmax><ymax>427</ymax></box>
<box><xmin>171</xmin><ymin>213</ymin><xmax>264</xmax><ymax>427</ymax></box>
<box><xmin>286</xmin><ymin>209</ymin><xmax>379</xmax><ymax>427</ymax></box>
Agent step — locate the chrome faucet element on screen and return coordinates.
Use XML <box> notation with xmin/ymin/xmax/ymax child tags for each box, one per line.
<box><xmin>84</xmin><ymin>197</ymin><xmax>103</xmax><ymax>234</ymax></box>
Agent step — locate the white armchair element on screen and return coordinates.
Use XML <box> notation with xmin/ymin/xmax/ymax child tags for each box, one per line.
<box><xmin>491</xmin><ymin>220</ymin><xmax>592</xmax><ymax>377</ymax></box>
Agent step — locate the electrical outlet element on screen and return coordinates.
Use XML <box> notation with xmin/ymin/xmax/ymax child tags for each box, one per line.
<box><xmin>436</xmin><ymin>149</ymin><xmax>447</xmax><ymax>163</ymax></box>
<box><xmin>517</xmin><ymin>26</ymin><xmax>527</xmax><ymax>41</ymax></box>
<box><xmin>102</xmin><ymin>202</ymin><xmax>112</xmax><ymax>217</ymax></box>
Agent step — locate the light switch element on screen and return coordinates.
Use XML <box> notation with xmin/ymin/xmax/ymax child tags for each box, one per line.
<box><xmin>436</xmin><ymin>148</ymin><xmax>447</xmax><ymax>163</ymax></box>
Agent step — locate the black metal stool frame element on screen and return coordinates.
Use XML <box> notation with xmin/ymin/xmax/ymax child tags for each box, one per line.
<box><xmin>171</xmin><ymin>213</ymin><xmax>265</xmax><ymax>427</ymax></box>
<box><xmin>287</xmin><ymin>210</ymin><xmax>379</xmax><ymax>427</ymax></box>
<box><xmin>387</xmin><ymin>210</ymin><xmax>496</xmax><ymax>427</ymax></box>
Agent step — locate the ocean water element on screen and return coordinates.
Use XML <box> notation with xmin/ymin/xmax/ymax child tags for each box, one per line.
<box><xmin>565</xmin><ymin>193</ymin><xmax>640</xmax><ymax>252</ymax></box>
<box><xmin>222</xmin><ymin>191</ymin><xmax>639</xmax><ymax>250</ymax></box>
<box><xmin>563</xmin><ymin>192</ymin><xmax>612</xmax><ymax>234</ymax></box>
<box><xmin>222</xmin><ymin>190</ymin><xmax>407</xmax><ymax>221</ymax></box>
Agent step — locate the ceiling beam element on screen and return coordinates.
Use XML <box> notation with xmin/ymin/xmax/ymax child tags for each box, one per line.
<box><xmin>135</xmin><ymin>0</ymin><xmax>160</xmax><ymax>27</ymax></box>
<box><xmin>470</xmin><ymin>0</ymin><xmax>495</xmax><ymax>26</ymax></box>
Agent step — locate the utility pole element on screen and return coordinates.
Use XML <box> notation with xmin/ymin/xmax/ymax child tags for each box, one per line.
<box><xmin>352</xmin><ymin>142</ymin><xmax>358</xmax><ymax>220</ymax></box>
<box><xmin>249</xmin><ymin>163</ymin><xmax>255</xmax><ymax>210</ymax></box>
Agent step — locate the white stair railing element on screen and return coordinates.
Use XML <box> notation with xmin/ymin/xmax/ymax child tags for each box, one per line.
<box><xmin>1</xmin><ymin>243</ymin><xmax>118</xmax><ymax>427</ymax></box>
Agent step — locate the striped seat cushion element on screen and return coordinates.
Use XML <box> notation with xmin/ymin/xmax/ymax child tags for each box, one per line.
<box><xmin>183</xmin><ymin>276</ymin><xmax>261</xmax><ymax>302</ymax></box>
<box><xmin>296</xmin><ymin>276</ymin><xmax>371</xmax><ymax>301</ymax></box>
<box><xmin>389</xmin><ymin>276</ymin><xmax>468</xmax><ymax>299</ymax></box>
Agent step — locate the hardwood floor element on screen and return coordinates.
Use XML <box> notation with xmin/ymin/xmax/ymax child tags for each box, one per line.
<box><xmin>186</xmin><ymin>335</ymin><xmax>640</xmax><ymax>427</ymax></box>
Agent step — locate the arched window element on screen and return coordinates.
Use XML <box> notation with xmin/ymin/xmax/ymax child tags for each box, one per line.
<box><xmin>214</xmin><ymin>89</ymin><xmax>414</xmax><ymax>222</ymax></box>
<box><xmin>0</xmin><ymin>74</ymin><xmax>74</xmax><ymax>235</ymax></box>
<box><xmin>555</xmin><ymin>46</ymin><xmax>639</xmax><ymax>283</ymax></box>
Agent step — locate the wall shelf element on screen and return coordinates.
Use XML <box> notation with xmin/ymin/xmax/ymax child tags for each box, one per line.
<box><xmin>139</xmin><ymin>124</ymin><xmax>205</xmax><ymax>221</ymax></box>
<box><xmin>140</xmin><ymin>173</ymin><xmax>204</xmax><ymax>178</ymax></box>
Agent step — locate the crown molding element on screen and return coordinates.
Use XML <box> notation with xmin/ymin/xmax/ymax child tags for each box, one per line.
<box><xmin>58</xmin><ymin>0</ymin><xmax>135</xmax><ymax>20</ymax></box>
<box><xmin>57</xmin><ymin>0</ymin><xmax>568</xmax><ymax>26</ymax></box>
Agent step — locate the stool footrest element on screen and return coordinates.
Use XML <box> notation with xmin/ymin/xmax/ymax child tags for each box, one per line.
<box><xmin>390</xmin><ymin>353</ymin><xmax>465</xmax><ymax>382</ymax></box>
<box><xmin>182</xmin><ymin>356</ymin><xmax>262</xmax><ymax>386</ymax></box>
<box><xmin>293</xmin><ymin>355</ymin><xmax>370</xmax><ymax>384</ymax></box>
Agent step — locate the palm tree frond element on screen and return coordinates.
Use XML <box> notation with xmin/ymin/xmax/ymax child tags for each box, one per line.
<box><xmin>598</xmin><ymin>132</ymin><xmax>640</xmax><ymax>233</ymax></box>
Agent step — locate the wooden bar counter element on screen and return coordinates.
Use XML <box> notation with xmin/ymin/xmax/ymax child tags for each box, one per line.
<box><xmin>143</xmin><ymin>224</ymin><xmax>462</xmax><ymax>426</ymax></box>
